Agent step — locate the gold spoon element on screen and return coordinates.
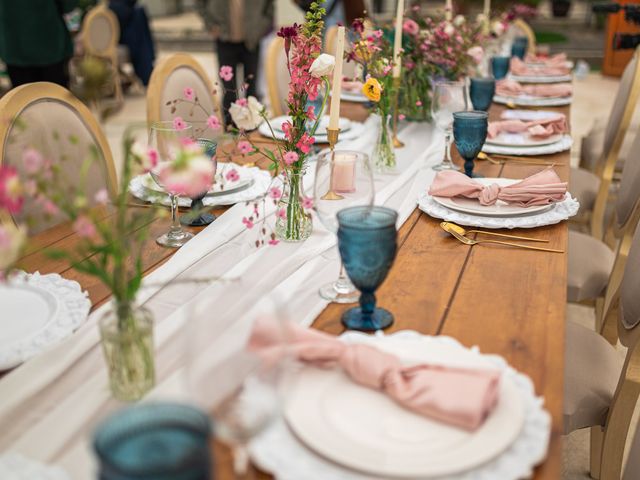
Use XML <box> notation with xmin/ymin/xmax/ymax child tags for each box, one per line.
<box><xmin>440</xmin><ymin>223</ymin><xmax>564</xmax><ymax>253</ymax></box>
<box><xmin>440</xmin><ymin>221</ymin><xmax>548</xmax><ymax>243</ymax></box>
<box><xmin>477</xmin><ymin>152</ymin><xmax>562</xmax><ymax>166</ymax></box>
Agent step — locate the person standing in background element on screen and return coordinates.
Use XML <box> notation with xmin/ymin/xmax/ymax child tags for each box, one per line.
<box><xmin>0</xmin><ymin>0</ymin><xmax>78</xmax><ymax>89</ymax></box>
<box><xmin>198</xmin><ymin>0</ymin><xmax>274</xmax><ymax>123</ymax></box>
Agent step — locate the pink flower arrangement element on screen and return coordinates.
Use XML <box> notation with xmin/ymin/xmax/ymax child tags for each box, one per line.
<box><xmin>219</xmin><ymin>65</ymin><xmax>234</xmax><ymax>82</ymax></box>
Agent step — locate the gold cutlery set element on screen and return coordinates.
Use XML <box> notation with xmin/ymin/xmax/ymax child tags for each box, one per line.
<box><xmin>477</xmin><ymin>152</ymin><xmax>564</xmax><ymax>167</ymax></box>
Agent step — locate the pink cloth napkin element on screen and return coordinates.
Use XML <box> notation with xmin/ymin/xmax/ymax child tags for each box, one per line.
<box><xmin>488</xmin><ymin>113</ymin><xmax>567</xmax><ymax>139</ymax></box>
<box><xmin>510</xmin><ymin>57</ymin><xmax>571</xmax><ymax>76</ymax></box>
<box><xmin>524</xmin><ymin>52</ymin><xmax>568</xmax><ymax>66</ymax></box>
<box><xmin>496</xmin><ymin>79</ymin><xmax>573</xmax><ymax>98</ymax></box>
<box><xmin>248</xmin><ymin>318</ymin><xmax>501</xmax><ymax>431</ymax></box>
<box><xmin>428</xmin><ymin>168</ymin><xmax>568</xmax><ymax>207</ymax></box>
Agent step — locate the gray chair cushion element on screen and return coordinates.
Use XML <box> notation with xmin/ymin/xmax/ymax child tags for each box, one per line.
<box><xmin>564</xmin><ymin>320</ymin><xmax>623</xmax><ymax>434</ymax></box>
<box><xmin>580</xmin><ymin>121</ymin><xmax>606</xmax><ymax>172</ymax></box>
<box><xmin>567</xmin><ymin>230</ymin><xmax>615</xmax><ymax>302</ymax></box>
<box><xmin>570</xmin><ymin>166</ymin><xmax>600</xmax><ymax>213</ymax></box>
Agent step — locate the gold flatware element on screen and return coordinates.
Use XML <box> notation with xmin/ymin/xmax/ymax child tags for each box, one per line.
<box><xmin>477</xmin><ymin>152</ymin><xmax>563</xmax><ymax>167</ymax></box>
<box><xmin>440</xmin><ymin>221</ymin><xmax>548</xmax><ymax>243</ymax></box>
<box><xmin>441</xmin><ymin>223</ymin><xmax>564</xmax><ymax>253</ymax></box>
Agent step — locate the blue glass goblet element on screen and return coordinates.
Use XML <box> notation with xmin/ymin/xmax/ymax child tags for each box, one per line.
<box><xmin>337</xmin><ymin>206</ymin><xmax>398</xmax><ymax>331</ymax></box>
<box><xmin>93</xmin><ymin>403</ymin><xmax>212</xmax><ymax>480</ymax></box>
<box><xmin>180</xmin><ymin>139</ymin><xmax>218</xmax><ymax>227</ymax></box>
<box><xmin>491</xmin><ymin>56</ymin><xmax>511</xmax><ymax>80</ymax></box>
<box><xmin>469</xmin><ymin>78</ymin><xmax>496</xmax><ymax>111</ymax></box>
<box><xmin>453</xmin><ymin>111</ymin><xmax>489</xmax><ymax>178</ymax></box>
<box><xmin>511</xmin><ymin>36</ymin><xmax>528</xmax><ymax>60</ymax></box>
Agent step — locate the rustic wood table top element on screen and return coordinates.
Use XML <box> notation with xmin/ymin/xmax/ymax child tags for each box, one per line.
<box><xmin>18</xmin><ymin>101</ymin><xmax>568</xmax><ymax>479</ymax></box>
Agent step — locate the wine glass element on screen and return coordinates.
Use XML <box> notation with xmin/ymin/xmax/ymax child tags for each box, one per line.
<box><xmin>337</xmin><ymin>206</ymin><xmax>398</xmax><ymax>331</ymax></box>
<box><xmin>431</xmin><ymin>80</ymin><xmax>468</xmax><ymax>171</ymax></box>
<box><xmin>453</xmin><ymin>111</ymin><xmax>489</xmax><ymax>178</ymax></box>
<box><xmin>313</xmin><ymin>150</ymin><xmax>375</xmax><ymax>303</ymax></box>
<box><xmin>148</xmin><ymin>121</ymin><xmax>194</xmax><ymax>248</ymax></box>
<box><xmin>491</xmin><ymin>56</ymin><xmax>511</xmax><ymax>80</ymax></box>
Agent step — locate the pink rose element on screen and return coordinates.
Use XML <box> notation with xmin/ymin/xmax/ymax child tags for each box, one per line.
<box><xmin>220</xmin><ymin>65</ymin><xmax>234</xmax><ymax>82</ymax></box>
<box><xmin>283</xmin><ymin>151</ymin><xmax>299</xmax><ymax>165</ymax></box>
<box><xmin>403</xmin><ymin>19</ymin><xmax>419</xmax><ymax>36</ymax></box>
<box><xmin>73</xmin><ymin>215</ymin><xmax>97</xmax><ymax>239</ymax></box>
<box><xmin>173</xmin><ymin>116</ymin><xmax>187</xmax><ymax>130</ymax></box>
<box><xmin>237</xmin><ymin>140</ymin><xmax>253</xmax><ymax>154</ymax></box>
<box><xmin>183</xmin><ymin>87</ymin><xmax>195</xmax><ymax>101</ymax></box>
<box><xmin>207</xmin><ymin>115</ymin><xmax>221</xmax><ymax>130</ymax></box>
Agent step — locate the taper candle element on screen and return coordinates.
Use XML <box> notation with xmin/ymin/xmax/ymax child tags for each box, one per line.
<box><xmin>445</xmin><ymin>0</ymin><xmax>453</xmax><ymax>21</ymax></box>
<box><xmin>483</xmin><ymin>0</ymin><xmax>490</xmax><ymax>23</ymax></box>
<box><xmin>329</xmin><ymin>26</ymin><xmax>346</xmax><ymax>130</ymax></box>
<box><xmin>392</xmin><ymin>0</ymin><xmax>405</xmax><ymax>78</ymax></box>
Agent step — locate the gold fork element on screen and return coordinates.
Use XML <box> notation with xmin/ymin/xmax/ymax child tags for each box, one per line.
<box><xmin>440</xmin><ymin>222</ymin><xmax>548</xmax><ymax>243</ymax></box>
<box><xmin>441</xmin><ymin>223</ymin><xmax>564</xmax><ymax>253</ymax></box>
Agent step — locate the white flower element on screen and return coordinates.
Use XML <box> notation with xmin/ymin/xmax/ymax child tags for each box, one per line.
<box><xmin>491</xmin><ymin>20</ymin><xmax>505</xmax><ymax>36</ymax></box>
<box><xmin>248</xmin><ymin>96</ymin><xmax>264</xmax><ymax>122</ymax></box>
<box><xmin>453</xmin><ymin>15</ymin><xmax>465</xmax><ymax>26</ymax></box>
<box><xmin>444</xmin><ymin>23</ymin><xmax>455</xmax><ymax>37</ymax></box>
<box><xmin>309</xmin><ymin>53</ymin><xmax>335</xmax><ymax>78</ymax></box>
<box><xmin>467</xmin><ymin>46</ymin><xmax>484</xmax><ymax>64</ymax></box>
<box><xmin>0</xmin><ymin>222</ymin><xmax>26</xmax><ymax>273</ymax></box>
<box><xmin>230</xmin><ymin>96</ymin><xmax>264</xmax><ymax>131</ymax></box>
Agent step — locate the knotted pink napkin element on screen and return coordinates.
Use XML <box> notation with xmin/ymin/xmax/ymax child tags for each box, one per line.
<box><xmin>488</xmin><ymin>113</ymin><xmax>567</xmax><ymax>139</ymax></box>
<box><xmin>428</xmin><ymin>168</ymin><xmax>567</xmax><ymax>207</ymax></box>
<box><xmin>248</xmin><ymin>318</ymin><xmax>501</xmax><ymax>431</ymax></box>
<box><xmin>524</xmin><ymin>52</ymin><xmax>568</xmax><ymax>65</ymax></box>
<box><xmin>510</xmin><ymin>57</ymin><xmax>571</xmax><ymax>76</ymax></box>
<box><xmin>496</xmin><ymin>79</ymin><xmax>572</xmax><ymax>98</ymax></box>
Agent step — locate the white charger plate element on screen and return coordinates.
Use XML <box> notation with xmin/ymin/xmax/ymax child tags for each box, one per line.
<box><xmin>141</xmin><ymin>167</ymin><xmax>254</xmax><ymax>197</ymax></box>
<box><xmin>340</xmin><ymin>91</ymin><xmax>369</xmax><ymax>103</ymax></box>
<box><xmin>432</xmin><ymin>178</ymin><xmax>552</xmax><ymax>217</ymax></box>
<box><xmin>283</xmin><ymin>333</ymin><xmax>525</xmax><ymax>479</ymax></box>
<box><xmin>493</xmin><ymin>94</ymin><xmax>572</xmax><ymax>107</ymax></box>
<box><xmin>483</xmin><ymin>134</ymin><xmax>573</xmax><ymax>156</ymax></box>
<box><xmin>509</xmin><ymin>73</ymin><xmax>573</xmax><ymax>83</ymax></box>
<box><xmin>501</xmin><ymin>109</ymin><xmax>562</xmax><ymax>121</ymax></box>
<box><xmin>486</xmin><ymin>132</ymin><xmax>563</xmax><ymax>148</ymax></box>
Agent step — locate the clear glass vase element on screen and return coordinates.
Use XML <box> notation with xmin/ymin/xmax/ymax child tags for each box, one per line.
<box><xmin>400</xmin><ymin>71</ymin><xmax>432</xmax><ymax>122</ymax></box>
<box><xmin>372</xmin><ymin>114</ymin><xmax>396</xmax><ymax>173</ymax></box>
<box><xmin>275</xmin><ymin>171</ymin><xmax>312</xmax><ymax>242</ymax></box>
<box><xmin>99</xmin><ymin>302</ymin><xmax>155</xmax><ymax>402</ymax></box>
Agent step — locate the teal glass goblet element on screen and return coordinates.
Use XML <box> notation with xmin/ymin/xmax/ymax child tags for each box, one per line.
<box><xmin>337</xmin><ymin>206</ymin><xmax>398</xmax><ymax>331</ymax></box>
<box><xmin>469</xmin><ymin>77</ymin><xmax>496</xmax><ymax>111</ymax></box>
<box><xmin>181</xmin><ymin>139</ymin><xmax>218</xmax><ymax>227</ymax></box>
<box><xmin>453</xmin><ymin>111</ymin><xmax>489</xmax><ymax>178</ymax></box>
<box><xmin>511</xmin><ymin>36</ymin><xmax>528</xmax><ymax>60</ymax></box>
<box><xmin>491</xmin><ymin>56</ymin><xmax>510</xmax><ymax>80</ymax></box>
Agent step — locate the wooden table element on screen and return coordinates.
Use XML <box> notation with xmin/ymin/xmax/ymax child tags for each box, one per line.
<box><xmin>18</xmin><ymin>102</ymin><xmax>568</xmax><ymax>479</ymax></box>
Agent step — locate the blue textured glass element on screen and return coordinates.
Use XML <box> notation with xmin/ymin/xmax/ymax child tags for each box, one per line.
<box><xmin>511</xmin><ymin>36</ymin><xmax>528</xmax><ymax>59</ymax></box>
<box><xmin>491</xmin><ymin>56</ymin><xmax>510</xmax><ymax>80</ymax></box>
<box><xmin>469</xmin><ymin>78</ymin><xmax>496</xmax><ymax>111</ymax></box>
<box><xmin>94</xmin><ymin>403</ymin><xmax>212</xmax><ymax>480</ymax></box>
<box><xmin>181</xmin><ymin>139</ymin><xmax>218</xmax><ymax>227</ymax></box>
<box><xmin>453</xmin><ymin>111</ymin><xmax>488</xmax><ymax>178</ymax></box>
<box><xmin>337</xmin><ymin>206</ymin><xmax>398</xmax><ymax>331</ymax></box>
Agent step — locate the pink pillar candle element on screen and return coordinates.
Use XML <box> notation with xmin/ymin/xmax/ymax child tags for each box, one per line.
<box><xmin>331</xmin><ymin>153</ymin><xmax>356</xmax><ymax>193</ymax></box>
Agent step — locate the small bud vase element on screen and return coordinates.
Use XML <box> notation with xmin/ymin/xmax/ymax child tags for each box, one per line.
<box><xmin>275</xmin><ymin>171</ymin><xmax>312</xmax><ymax>242</ymax></box>
<box><xmin>372</xmin><ymin>114</ymin><xmax>396</xmax><ymax>173</ymax></box>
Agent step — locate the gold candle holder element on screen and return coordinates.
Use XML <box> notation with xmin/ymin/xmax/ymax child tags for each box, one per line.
<box><xmin>321</xmin><ymin>128</ymin><xmax>344</xmax><ymax>200</ymax></box>
<box><xmin>392</xmin><ymin>77</ymin><xmax>405</xmax><ymax>148</ymax></box>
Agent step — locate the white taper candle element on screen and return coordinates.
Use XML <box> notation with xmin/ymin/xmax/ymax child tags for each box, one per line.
<box><xmin>328</xmin><ymin>26</ymin><xmax>345</xmax><ymax>131</ymax></box>
<box><xmin>392</xmin><ymin>0</ymin><xmax>405</xmax><ymax>78</ymax></box>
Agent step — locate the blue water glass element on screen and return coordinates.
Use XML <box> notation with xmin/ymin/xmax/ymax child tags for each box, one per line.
<box><xmin>453</xmin><ymin>111</ymin><xmax>489</xmax><ymax>178</ymax></box>
<box><xmin>337</xmin><ymin>206</ymin><xmax>398</xmax><ymax>332</ymax></box>
<box><xmin>94</xmin><ymin>403</ymin><xmax>212</xmax><ymax>480</ymax></box>
<box><xmin>469</xmin><ymin>78</ymin><xmax>496</xmax><ymax>112</ymax></box>
<box><xmin>511</xmin><ymin>36</ymin><xmax>529</xmax><ymax>60</ymax></box>
<box><xmin>491</xmin><ymin>56</ymin><xmax>511</xmax><ymax>80</ymax></box>
<box><xmin>181</xmin><ymin>139</ymin><xmax>218</xmax><ymax>227</ymax></box>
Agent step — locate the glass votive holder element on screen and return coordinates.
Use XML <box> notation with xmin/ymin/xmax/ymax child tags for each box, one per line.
<box><xmin>511</xmin><ymin>36</ymin><xmax>528</xmax><ymax>60</ymax></box>
<box><xmin>469</xmin><ymin>78</ymin><xmax>496</xmax><ymax>112</ymax></box>
<box><xmin>93</xmin><ymin>403</ymin><xmax>212</xmax><ymax>480</ymax></box>
<box><xmin>491</xmin><ymin>56</ymin><xmax>511</xmax><ymax>80</ymax></box>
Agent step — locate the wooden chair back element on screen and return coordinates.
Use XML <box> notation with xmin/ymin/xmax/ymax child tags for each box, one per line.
<box><xmin>513</xmin><ymin>19</ymin><xmax>537</xmax><ymax>54</ymax></box>
<box><xmin>265</xmin><ymin>37</ymin><xmax>290</xmax><ymax>117</ymax></box>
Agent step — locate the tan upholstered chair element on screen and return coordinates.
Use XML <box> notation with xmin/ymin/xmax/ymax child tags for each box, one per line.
<box><xmin>265</xmin><ymin>37</ymin><xmax>290</xmax><ymax>118</ymax></box>
<box><xmin>147</xmin><ymin>53</ymin><xmax>223</xmax><ymax>140</ymax></box>
<box><xmin>564</xmin><ymin>220</ymin><xmax>640</xmax><ymax>480</ymax></box>
<box><xmin>570</xmin><ymin>47</ymin><xmax>640</xmax><ymax>240</ymax></box>
<box><xmin>0</xmin><ymin>82</ymin><xmax>117</xmax><ymax>234</ymax></box>
<box><xmin>324</xmin><ymin>25</ymin><xmax>358</xmax><ymax>82</ymax></box>
<box><xmin>623</xmin><ymin>424</ymin><xmax>640</xmax><ymax>479</ymax></box>
<box><xmin>568</xmin><ymin>127</ymin><xmax>640</xmax><ymax>303</ymax></box>
<box><xmin>512</xmin><ymin>19</ymin><xmax>537</xmax><ymax>54</ymax></box>
<box><xmin>81</xmin><ymin>4</ymin><xmax>123</xmax><ymax>104</ymax></box>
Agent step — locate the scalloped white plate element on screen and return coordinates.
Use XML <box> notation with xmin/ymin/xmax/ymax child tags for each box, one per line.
<box><xmin>510</xmin><ymin>73</ymin><xmax>573</xmax><ymax>83</ymax></box>
<box><xmin>493</xmin><ymin>94</ymin><xmax>572</xmax><ymax>107</ymax></box>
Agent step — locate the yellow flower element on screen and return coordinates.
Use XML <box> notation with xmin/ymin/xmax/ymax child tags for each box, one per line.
<box><xmin>362</xmin><ymin>78</ymin><xmax>382</xmax><ymax>102</ymax></box>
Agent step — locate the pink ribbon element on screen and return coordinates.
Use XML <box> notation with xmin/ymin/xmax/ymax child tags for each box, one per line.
<box><xmin>428</xmin><ymin>168</ymin><xmax>568</xmax><ymax>207</ymax></box>
<box><xmin>248</xmin><ymin>318</ymin><xmax>501</xmax><ymax>431</ymax></box>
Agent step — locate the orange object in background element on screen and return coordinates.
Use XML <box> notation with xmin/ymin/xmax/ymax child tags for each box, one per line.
<box><xmin>603</xmin><ymin>0</ymin><xmax>640</xmax><ymax>76</ymax></box>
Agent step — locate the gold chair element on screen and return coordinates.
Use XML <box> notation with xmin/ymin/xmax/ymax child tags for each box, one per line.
<box><xmin>0</xmin><ymin>82</ymin><xmax>117</xmax><ymax>234</ymax></box>
<box><xmin>81</xmin><ymin>4</ymin><xmax>123</xmax><ymax>104</ymax></box>
<box><xmin>512</xmin><ymin>19</ymin><xmax>537</xmax><ymax>54</ymax></box>
<box><xmin>324</xmin><ymin>24</ymin><xmax>358</xmax><ymax>82</ymax></box>
<box><xmin>147</xmin><ymin>53</ymin><xmax>223</xmax><ymax>139</ymax></box>
<box><xmin>265</xmin><ymin>37</ymin><xmax>290</xmax><ymax>117</ymax></box>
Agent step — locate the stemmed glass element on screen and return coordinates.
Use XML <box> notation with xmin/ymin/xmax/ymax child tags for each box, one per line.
<box><xmin>313</xmin><ymin>150</ymin><xmax>375</xmax><ymax>303</ymax></box>
<box><xmin>431</xmin><ymin>80</ymin><xmax>468</xmax><ymax>171</ymax></box>
<box><xmin>337</xmin><ymin>206</ymin><xmax>398</xmax><ymax>331</ymax></box>
<box><xmin>148</xmin><ymin>121</ymin><xmax>194</xmax><ymax>248</ymax></box>
<box><xmin>452</xmin><ymin>111</ymin><xmax>489</xmax><ymax>178</ymax></box>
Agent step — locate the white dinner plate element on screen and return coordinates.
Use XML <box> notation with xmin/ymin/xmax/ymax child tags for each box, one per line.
<box><xmin>259</xmin><ymin>116</ymin><xmax>353</xmax><ymax>141</ymax></box>
<box><xmin>432</xmin><ymin>178</ymin><xmax>553</xmax><ymax>217</ymax></box>
<box><xmin>486</xmin><ymin>132</ymin><xmax>563</xmax><ymax>148</ymax></box>
<box><xmin>340</xmin><ymin>91</ymin><xmax>369</xmax><ymax>103</ymax></box>
<box><xmin>283</xmin><ymin>335</ymin><xmax>525</xmax><ymax>478</ymax></box>
<box><xmin>500</xmin><ymin>109</ymin><xmax>562</xmax><ymax>121</ymax></box>
<box><xmin>509</xmin><ymin>73</ymin><xmax>573</xmax><ymax>83</ymax></box>
<box><xmin>493</xmin><ymin>94</ymin><xmax>572</xmax><ymax>107</ymax></box>
<box><xmin>141</xmin><ymin>167</ymin><xmax>254</xmax><ymax>197</ymax></box>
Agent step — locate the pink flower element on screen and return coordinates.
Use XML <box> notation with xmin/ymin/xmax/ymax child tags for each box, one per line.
<box><xmin>94</xmin><ymin>189</ymin><xmax>109</xmax><ymax>205</ymax></box>
<box><xmin>268</xmin><ymin>238</ymin><xmax>279</xmax><ymax>246</ymax></box>
<box><xmin>295</xmin><ymin>133</ymin><xmax>315</xmax><ymax>154</ymax></box>
<box><xmin>373</xmin><ymin>29</ymin><xmax>384</xmax><ymax>39</ymax></box>
<box><xmin>23</xmin><ymin>180</ymin><xmax>37</xmax><ymax>196</ymax></box>
<box><xmin>220</xmin><ymin>65</ymin><xmax>234</xmax><ymax>82</ymax></box>
<box><xmin>183</xmin><ymin>87</ymin><xmax>195</xmax><ymax>101</ymax></box>
<box><xmin>226</xmin><ymin>168</ymin><xmax>240</xmax><ymax>182</ymax></box>
<box><xmin>242</xmin><ymin>217</ymin><xmax>254</xmax><ymax>229</ymax></box>
<box><xmin>382</xmin><ymin>64</ymin><xmax>393</xmax><ymax>76</ymax></box>
<box><xmin>22</xmin><ymin>147</ymin><xmax>43</xmax><ymax>174</ymax></box>
<box><xmin>306</xmin><ymin>106</ymin><xmax>317</xmax><ymax>121</ymax></box>
<box><xmin>269</xmin><ymin>186</ymin><xmax>282</xmax><ymax>200</ymax></box>
<box><xmin>42</xmin><ymin>198</ymin><xmax>59</xmax><ymax>216</ymax></box>
<box><xmin>301</xmin><ymin>196</ymin><xmax>313</xmax><ymax>210</ymax></box>
<box><xmin>398</xmin><ymin>114</ymin><xmax>406</xmax><ymax>121</ymax></box>
<box><xmin>281</xmin><ymin>121</ymin><xmax>294</xmax><ymax>141</ymax></box>
<box><xmin>403</xmin><ymin>19</ymin><xmax>420</xmax><ymax>36</ymax></box>
<box><xmin>173</xmin><ymin>116</ymin><xmax>187</xmax><ymax>130</ymax></box>
<box><xmin>237</xmin><ymin>140</ymin><xmax>252</xmax><ymax>154</ymax></box>
<box><xmin>207</xmin><ymin>115</ymin><xmax>221</xmax><ymax>130</ymax></box>
<box><xmin>416</xmin><ymin>100</ymin><xmax>423</xmax><ymax>106</ymax></box>
<box><xmin>145</xmin><ymin>147</ymin><xmax>159</xmax><ymax>172</ymax></box>
<box><xmin>73</xmin><ymin>215</ymin><xmax>97</xmax><ymax>239</ymax></box>
<box><xmin>283</xmin><ymin>151</ymin><xmax>299</xmax><ymax>165</ymax></box>
<box><xmin>0</xmin><ymin>166</ymin><xmax>23</xmax><ymax>215</ymax></box>
<box><xmin>467</xmin><ymin>46</ymin><xmax>484</xmax><ymax>65</ymax></box>
<box><xmin>236</xmin><ymin>98</ymin><xmax>248</xmax><ymax>107</ymax></box>
<box><xmin>275</xmin><ymin>207</ymin><xmax>287</xmax><ymax>220</ymax></box>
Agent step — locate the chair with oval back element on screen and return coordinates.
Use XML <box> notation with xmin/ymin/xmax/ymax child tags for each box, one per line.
<box><xmin>324</xmin><ymin>25</ymin><xmax>358</xmax><ymax>83</ymax></box>
<box><xmin>512</xmin><ymin>19</ymin><xmax>537</xmax><ymax>54</ymax></box>
<box><xmin>265</xmin><ymin>37</ymin><xmax>290</xmax><ymax>118</ymax></box>
<box><xmin>81</xmin><ymin>4</ymin><xmax>123</xmax><ymax>104</ymax></box>
<box><xmin>146</xmin><ymin>53</ymin><xmax>223</xmax><ymax>140</ymax></box>
<box><xmin>0</xmin><ymin>82</ymin><xmax>117</xmax><ymax>235</ymax></box>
